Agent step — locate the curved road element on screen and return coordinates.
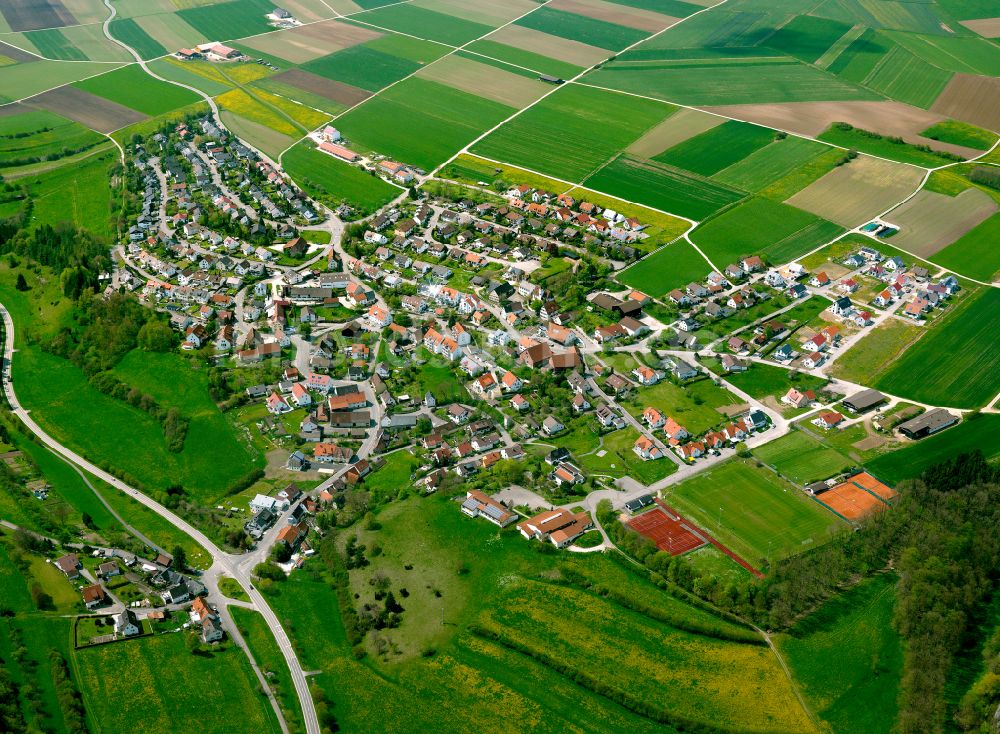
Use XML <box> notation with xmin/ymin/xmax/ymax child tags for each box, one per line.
<box><xmin>0</xmin><ymin>304</ymin><xmax>320</xmax><ymax>734</ymax></box>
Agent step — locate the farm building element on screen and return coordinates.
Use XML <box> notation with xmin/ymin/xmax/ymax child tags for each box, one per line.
<box><xmin>897</xmin><ymin>409</ymin><xmax>958</xmax><ymax>439</ymax></box>
<box><xmin>842</xmin><ymin>389</ymin><xmax>886</xmax><ymax>414</ymax></box>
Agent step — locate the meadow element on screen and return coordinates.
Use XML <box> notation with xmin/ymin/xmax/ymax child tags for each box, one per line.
<box><xmin>585</xmin><ymin>154</ymin><xmax>745</xmax><ymax>220</ymax></box>
<box><xmin>570</xmin><ymin>426</ymin><xmax>677</xmax><ymax>485</ymax></box>
<box><xmin>617</xmin><ymin>239</ymin><xmax>712</xmax><ymax>296</ymax></box>
<box><xmin>762</xmin><ymin>14</ymin><xmax>852</xmax><ymax>63</ymax></box>
<box><xmin>263</xmin><ymin>495</ymin><xmax>814</xmax><ymax>733</ymax></box>
<box><xmin>334</xmin><ymin>77</ymin><xmax>514</xmax><ymax>170</ymax></box>
<box><xmin>0</xmin><ymin>108</ymin><xmax>105</xmax><ymax>169</ymax></box>
<box><xmin>818</xmin><ymin>123</ymin><xmax>961</xmax><ymax>167</ymax></box>
<box><xmin>690</xmin><ymin>197</ymin><xmax>843</xmax><ymax>265</ymax></box>
<box><xmin>18</xmin><ymin>149</ymin><xmax>116</xmax><ymax>238</ymax></box>
<box><xmin>282</xmin><ymin>141</ymin><xmax>400</xmax><ymax>214</ymax></box>
<box><xmin>73</xmin><ymin>65</ymin><xmax>201</xmax><ymax>117</ymax></box>
<box><xmin>217</xmin><ymin>88</ymin><xmax>303</xmax><ymax>137</ymax></box>
<box><xmin>718</xmin><ymin>362</ymin><xmax>827</xmax><ymax>402</ymax></box>
<box><xmin>920</xmin><ymin>120</ymin><xmax>998</xmax><ymax>151</ymax></box>
<box><xmin>866</xmin><ymin>414</ymin><xmax>1000</xmax><ymax>485</ymax></box>
<box><xmin>587</xmin><ymin>57</ymin><xmax>880</xmax><ymax>106</ymax></box>
<box><xmin>654</xmin><ymin>119</ymin><xmax>776</xmax><ymax>176</ymax></box>
<box><xmin>662</xmin><ymin>459</ymin><xmax>846</xmax><ymax>564</ymax></box>
<box><xmin>861</xmin><ymin>45</ymin><xmax>952</xmax><ymax>109</ymax></box>
<box><xmin>472</xmin><ymin>83</ymin><xmax>673</xmax><ymax>181</ymax></box>
<box><xmin>230</xmin><ymin>608</ymin><xmax>305</xmax><ymax>733</ymax></box>
<box><xmin>929</xmin><ymin>212</ymin><xmax>1000</xmax><ymax>282</ymax></box>
<box><xmin>778</xmin><ymin>574</ymin><xmax>902</xmax><ymax>734</ymax></box>
<box><xmin>829</xmin><ymin>318</ymin><xmax>923</xmax><ymax>385</ymax></box>
<box><xmin>621</xmin><ymin>376</ymin><xmax>742</xmax><ymax>435</ymax></box>
<box><xmin>753</xmin><ymin>429</ymin><xmax>855</xmax><ymax>485</ymax></box>
<box><xmin>875</xmin><ymin>288</ymin><xmax>1000</xmax><ymax>408</ymax></box>
<box><xmin>74</xmin><ymin>632</ymin><xmax>279</xmax><ymax>734</ymax></box>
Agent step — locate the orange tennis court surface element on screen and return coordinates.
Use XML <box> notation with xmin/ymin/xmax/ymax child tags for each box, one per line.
<box><xmin>628</xmin><ymin>507</ymin><xmax>705</xmax><ymax>556</ymax></box>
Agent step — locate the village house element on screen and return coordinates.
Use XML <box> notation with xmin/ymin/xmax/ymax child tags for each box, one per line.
<box><xmin>517</xmin><ymin>508</ymin><xmax>593</xmax><ymax>548</ymax></box>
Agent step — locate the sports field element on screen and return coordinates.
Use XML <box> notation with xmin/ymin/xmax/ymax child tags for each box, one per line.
<box><xmin>335</xmin><ymin>77</ymin><xmax>514</xmax><ymax>170</ymax></box>
<box><xmin>472</xmin><ymin>83</ymin><xmax>673</xmax><ymax>181</ymax></box>
<box><xmin>628</xmin><ymin>507</ymin><xmax>705</xmax><ymax>555</ymax></box>
<box><xmin>875</xmin><ymin>288</ymin><xmax>1000</xmax><ymax>408</ymax></box>
<box><xmin>662</xmin><ymin>459</ymin><xmax>846</xmax><ymax>564</ymax></box>
<box><xmin>753</xmin><ymin>429</ymin><xmax>854</xmax><ymax>485</ymax></box>
<box><xmin>690</xmin><ymin>197</ymin><xmax>843</xmax><ymax>265</ymax></box>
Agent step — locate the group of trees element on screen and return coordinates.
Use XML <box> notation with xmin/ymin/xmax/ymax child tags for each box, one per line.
<box><xmin>0</xmin><ymin>222</ymin><xmax>110</xmax><ymax>299</ymax></box>
<box><xmin>87</xmin><ymin>370</ymin><xmax>189</xmax><ymax>452</ymax></box>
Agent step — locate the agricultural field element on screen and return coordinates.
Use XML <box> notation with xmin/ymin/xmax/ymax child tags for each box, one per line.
<box><xmin>587</xmin><ymin>56</ymin><xmax>880</xmax><ymax>106</ymax></box>
<box><xmin>786</xmin><ymin>155</ymin><xmax>925</xmax><ymax>228</ymax></box>
<box><xmin>930</xmin><ymin>212</ymin><xmax>1000</xmax><ymax>282</ymax></box>
<box><xmin>931</xmin><ymin>74</ymin><xmax>1000</xmax><ymax>134</ymax></box>
<box><xmin>239</xmin><ymin>18</ymin><xmax>380</xmax><ymax>64</ymax></box>
<box><xmin>859</xmin><ymin>44</ymin><xmax>953</xmax><ymax>109</ymax></box>
<box><xmin>654</xmin><ymin>119</ymin><xmax>777</xmax><ymax>176</ymax></box>
<box><xmin>219</xmin><ymin>111</ymin><xmax>296</xmax><ymax>158</ymax></box>
<box><xmin>0</xmin><ymin>60</ymin><xmax>127</xmax><ymax>104</ymax></box>
<box><xmin>108</xmin><ymin>17</ymin><xmax>168</xmax><ymax>59</ymax></box>
<box><xmin>282</xmin><ymin>141</ymin><xmax>400</xmax><ymax>214</ymax></box>
<box><xmin>462</xmin><ymin>39</ymin><xmax>583</xmax><ymax>80</ymax></box>
<box><xmin>514</xmin><ymin>5</ymin><xmax>650</xmax><ymax>51</ymax></box>
<box><xmin>175</xmin><ymin>0</ymin><xmax>276</xmax><ymax>40</ymax></box>
<box><xmin>0</xmin><ymin>108</ymin><xmax>105</xmax><ymax>169</ymax></box>
<box><xmin>73</xmin><ymin>64</ymin><xmax>201</xmax><ymax>117</ymax></box>
<box><xmin>334</xmin><ymin>77</ymin><xmax>515</xmax><ymax>170</ymax></box>
<box><xmin>416</xmin><ymin>54</ymin><xmax>547</xmax><ymax>108</ymax></box>
<box><xmin>473</xmin><ymin>83</ymin><xmax>673</xmax><ymax>181</ymax></box>
<box><xmin>690</xmin><ymin>197</ymin><xmax>843</xmax><ymax>266</ymax></box>
<box><xmin>617</xmin><ymin>239</ymin><xmax>712</xmax><ymax>296</ymax></box>
<box><xmin>712</xmin><ymin>134</ymin><xmax>832</xmax><ymax>193</ymax></box>
<box><xmin>762</xmin><ymin>14</ymin><xmax>853</xmax><ymax>64</ymax></box>
<box><xmin>584</xmin><ymin>154</ymin><xmax>746</xmax><ymax>220</ymax></box>
<box><xmin>627</xmin><ymin>107</ymin><xmax>723</xmax><ymax>158</ymax></box>
<box><xmin>300</xmin><ymin>38</ymin><xmax>442</xmax><ymax>92</ymax></box>
<box><xmin>663</xmin><ymin>459</ymin><xmax>846</xmax><ymax>564</ymax></box>
<box><xmin>753</xmin><ymin>429</ymin><xmax>855</xmax><ymax>485</ymax></box>
<box><xmin>920</xmin><ymin>120</ymin><xmax>998</xmax><ymax>151</ymax></box>
<box><xmin>484</xmin><ymin>24</ymin><xmax>609</xmax><ymax>68</ymax></box>
<box><xmin>74</xmin><ymin>632</ymin><xmax>280</xmax><ymax>734</ymax></box>
<box><xmin>348</xmin><ymin>4</ymin><xmax>494</xmax><ymax>46</ymax></box>
<box><xmin>817</xmin><ymin>123</ymin><xmax>965</xmax><ymax>167</ymax></box>
<box><xmin>866</xmin><ymin>415</ymin><xmax>1000</xmax><ymax>485</ymax></box>
<box><xmin>778</xmin><ymin>574</ymin><xmax>902</xmax><ymax>734</ymax></box>
<box><xmin>829</xmin><ymin>318</ymin><xmax>924</xmax><ymax>386</ymax></box>
<box><xmin>884</xmin><ymin>188</ymin><xmax>997</xmax><ymax>258</ymax></box>
<box><xmin>874</xmin><ymin>288</ymin><xmax>1000</xmax><ymax>408</ymax></box>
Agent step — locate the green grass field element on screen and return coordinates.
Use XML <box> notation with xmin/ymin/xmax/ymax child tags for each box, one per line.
<box><xmin>930</xmin><ymin>212</ymin><xmax>1000</xmax><ymax>282</ymax></box>
<box><xmin>515</xmin><ymin>6</ymin><xmax>649</xmax><ymax>51</ymax></box>
<box><xmin>472</xmin><ymin>83</ymin><xmax>674</xmax><ymax>182</ymax></box>
<box><xmin>108</xmin><ymin>18</ymin><xmax>167</xmax><ymax>60</ymax></box>
<box><xmin>818</xmin><ymin>124</ymin><xmax>962</xmax><ymax>167</ymax></box>
<box><xmin>763</xmin><ymin>14</ymin><xmax>853</xmax><ymax>63</ymax></box>
<box><xmin>778</xmin><ymin>574</ymin><xmax>902</xmax><ymax>734</ymax></box>
<box><xmin>691</xmin><ymin>197</ymin><xmax>843</xmax><ymax>264</ymax></box>
<box><xmin>230</xmin><ymin>608</ymin><xmax>305</xmax><ymax>733</ymax></box>
<box><xmin>24</xmin><ymin>28</ymin><xmax>88</xmax><ymax>61</ymax></box>
<box><xmin>283</xmin><ymin>141</ymin><xmax>400</xmax><ymax>214</ymax></box>
<box><xmin>719</xmin><ymin>362</ymin><xmax>827</xmax><ymax>401</ymax></box>
<box><xmin>617</xmin><ymin>240</ymin><xmax>711</xmax><ymax>296</ymax></box>
<box><xmin>18</xmin><ymin>148</ymin><xmax>117</xmax><ymax>239</ymax></box>
<box><xmin>920</xmin><ymin>121</ymin><xmax>998</xmax><ymax>152</ymax></box>
<box><xmin>866</xmin><ymin>414</ymin><xmax>1000</xmax><ymax>485</ymax></box>
<box><xmin>860</xmin><ymin>44</ymin><xmax>952</xmax><ymax>108</ymax></box>
<box><xmin>0</xmin><ymin>108</ymin><xmax>105</xmax><ymax>169</ymax></box>
<box><xmin>585</xmin><ymin>154</ymin><xmax>746</xmax><ymax>220</ymax></box>
<box><xmin>176</xmin><ymin>0</ymin><xmax>276</xmax><ymax>40</ymax></box>
<box><xmin>713</xmin><ymin>135</ymin><xmax>832</xmax><ymax>192</ymax></box>
<box><xmin>334</xmin><ymin>77</ymin><xmax>514</xmax><ymax>170</ymax></box>
<box><xmin>654</xmin><ymin>119</ymin><xmax>777</xmax><ymax>176</ymax></box>
<box><xmin>663</xmin><ymin>459</ymin><xmax>846</xmax><ymax>564</ymax></box>
<box><xmin>74</xmin><ymin>632</ymin><xmax>279</xmax><ymax>734</ymax></box>
<box><xmin>263</xmin><ymin>495</ymin><xmax>814</xmax><ymax>733</ymax></box>
<box><xmin>587</xmin><ymin>56</ymin><xmax>880</xmax><ymax>106</ymax></box>
<box><xmin>0</xmin><ymin>615</ymin><xmax>74</xmax><ymax>733</ymax></box>
<box><xmin>753</xmin><ymin>429</ymin><xmax>855</xmax><ymax>484</ymax></box>
<box><xmin>884</xmin><ymin>30</ymin><xmax>1000</xmax><ymax>77</ymax></box>
<box><xmin>73</xmin><ymin>65</ymin><xmax>201</xmax><ymax>116</ymax></box>
<box><xmin>301</xmin><ymin>44</ymin><xmax>426</xmax><ymax>91</ymax></box>
<box><xmin>875</xmin><ymin>288</ymin><xmax>1000</xmax><ymax>408</ymax></box>
<box><xmin>348</xmin><ymin>4</ymin><xmax>493</xmax><ymax>45</ymax></box>
<box><xmin>463</xmin><ymin>39</ymin><xmax>583</xmax><ymax>80</ymax></box>
<box><xmin>621</xmin><ymin>377</ymin><xmax>742</xmax><ymax>435</ymax></box>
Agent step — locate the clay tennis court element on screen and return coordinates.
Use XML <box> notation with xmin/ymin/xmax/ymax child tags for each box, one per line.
<box><xmin>628</xmin><ymin>506</ymin><xmax>705</xmax><ymax>556</ymax></box>
<box><xmin>816</xmin><ymin>481</ymin><xmax>887</xmax><ymax>521</ymax></box>
<box><xmin>847</xmin><ymin>472</ymin><xmax>896</xmax><ymax>502</ymax></box>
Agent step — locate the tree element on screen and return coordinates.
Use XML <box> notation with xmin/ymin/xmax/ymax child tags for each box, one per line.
<box><xmin>171</xmin><ymin>545</ymin><xmax>187</xmax><ymax>571</ymax></box>
<box><xmin>138</xmin><ymin>319</ymin><xmax>175</xmax><ymax>352</ymax></box>
<box><xmin>14</xmin><ymin>272</ymin><xmax>28</xmax><ymax>291</ymax></box>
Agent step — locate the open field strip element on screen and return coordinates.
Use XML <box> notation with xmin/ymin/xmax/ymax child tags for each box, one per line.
<box><xmin>883</xmin><ymin>187</ymin><xmax>998</xmax><ymax>258</ymax></box>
